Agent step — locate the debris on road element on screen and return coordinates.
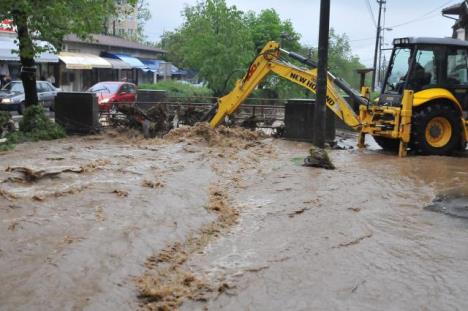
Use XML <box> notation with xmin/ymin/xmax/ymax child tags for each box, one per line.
<box><xmin>136</xmin><ymin>186</ymin><xmax>238</xmax><ymax>310</ymax></box>
<box><xmin>5</xmin><ymin>165</ymin><xmax>83</xmax><ymax>182</ymax></box>
<box><xmin>303</xmin><ymin>146</ymin><xmax>336</xmax><ymax>170</ymax></box>
<box><xmin>112</xmin><ymin>190</ymin><xmax>129</xmax><ymax>197</ymax></box>
<box><xmin>164</xmin><ymin>122</ymin><xmax>260</xmax><ymax>148</ymax></box>
<box><xmin>288</xmin><ymin>207</ymin><xmax>311</xmax><ymax>218</ymax></box>
<box><xmin>141</xmin><ymin>180</ymin><xmax>165</xmax><ymax>189</ymax></box>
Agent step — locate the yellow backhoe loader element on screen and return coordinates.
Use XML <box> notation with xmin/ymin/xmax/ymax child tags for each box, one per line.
<box><xmin>206</xmin><ymin>38</ymin><xmax>468</xmax><ymax>156</ymax></box>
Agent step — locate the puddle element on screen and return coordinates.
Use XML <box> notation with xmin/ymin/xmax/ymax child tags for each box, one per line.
<box><xmin>425</xmin><ymin>193</ymin><xmax>468</xmax><ymax>219</ymax></box>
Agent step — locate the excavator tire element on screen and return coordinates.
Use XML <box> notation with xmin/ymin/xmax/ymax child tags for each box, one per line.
<box><xmin>373</xmin><ymin>136</ymin><xmax>399</xmax><ymax>153</ymax></box>
<box><xmin>410</xmin><ymin>103</ymin><xmax>461</xmax><ymax>155</ymax></box>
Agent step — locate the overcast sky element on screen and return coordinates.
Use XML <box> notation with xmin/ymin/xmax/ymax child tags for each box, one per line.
<box><xmin>145</xmin><ymin>0</ymin><xmax>460</xmax><ymax>66</ymax></box>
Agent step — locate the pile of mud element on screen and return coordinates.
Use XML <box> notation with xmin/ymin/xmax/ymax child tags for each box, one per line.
<box><xmin>164</xmin><ymin>122</ymin><xmax>261</xmax><ymax>148</ymax></box>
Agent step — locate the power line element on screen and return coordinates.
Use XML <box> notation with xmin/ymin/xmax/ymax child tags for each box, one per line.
<box><xmin>364</xmin><ymin>0</ymin><xmax>377</xmax><ymax>27</ymax></box>
<box><xmin>389</xmin><ymin>0</ymin><xmax>459</xmax><ymax>28</ymax></box>
<box><xmin>349</xmin><ymin>37</ymin><xmax>375</xmax><ymax>42</ymax></box>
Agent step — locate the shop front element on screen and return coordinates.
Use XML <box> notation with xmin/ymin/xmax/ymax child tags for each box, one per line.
<box><xmin>0</xmin><ymin>36</ymin><xmax>59</xmax><ymax>87</ymax></box>
<box><xmin>58</xmin><ymin>52</ymin><xmax>112</xmax><ymax>91</ymax></box>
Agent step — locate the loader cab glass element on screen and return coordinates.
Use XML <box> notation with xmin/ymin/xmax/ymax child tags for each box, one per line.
<box><xmin>384</xmin><ymin>47</ymin><xmax>412</xmax><ymax>94</ymax></box>
<box><xmin>384</xmin><ymin>45</ymin><xmax>443</xmax><ymax>95</ymax></box>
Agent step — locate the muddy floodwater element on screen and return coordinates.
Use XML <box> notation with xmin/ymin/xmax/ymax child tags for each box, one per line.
<box><xmin>0</xmin><ymin>128</ymin><xmax>467</xmax><ymax>311</ymax></box>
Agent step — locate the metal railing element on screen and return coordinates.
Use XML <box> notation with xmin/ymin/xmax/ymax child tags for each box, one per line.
<box><xmin>99</xmin><ymin>96</ymin><xmax>286</xmax><ymax>129</ymax></box>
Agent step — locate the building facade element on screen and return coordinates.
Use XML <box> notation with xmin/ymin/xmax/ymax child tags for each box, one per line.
<box><xmin>443</xmin><ymin>1</ymin><xmax>468</xmax><ymax>40</ymax></box>
<box><xmin>105</xmin><ymin>0</ymin><xmax>138</xmax><ymax>38</ymax></box>
<box><xmin>0</xmin><ymin>16</ymin><xmax>186</xmax><ymax>92</ymax></box>
<box><xmin>59</xmin><ymin>34</ymin><xmax>165</xmax><ymax>91</ymax></box>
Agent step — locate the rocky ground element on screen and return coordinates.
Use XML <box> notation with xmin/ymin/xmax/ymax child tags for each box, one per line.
<box><xmin>0</xmin><ymin>126</ymin><xmax>467</xmax><ymax>311</ymax></box>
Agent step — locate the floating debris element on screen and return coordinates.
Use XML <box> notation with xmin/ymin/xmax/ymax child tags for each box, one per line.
<box><xmin>303</xmin><ymin>146</ymin><xmax>336</xmax><ymax>170</ymax></box>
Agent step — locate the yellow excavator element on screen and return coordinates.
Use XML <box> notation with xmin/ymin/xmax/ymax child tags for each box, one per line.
<box><xmin>206</xmin><ymin>38</ymin><xmax>468</xmax><ymax>156</ymax></box>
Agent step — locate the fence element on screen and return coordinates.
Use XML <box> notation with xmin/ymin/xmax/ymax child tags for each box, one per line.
<box><xmin>99</xmin><ymin>96</ymin><xmax>287</xmax><ymax>131</ymax></box>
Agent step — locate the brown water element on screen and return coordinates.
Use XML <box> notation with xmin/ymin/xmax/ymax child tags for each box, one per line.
<box><xmin>0</xmin><ymin>130</ymin><xmax>467</xmax><ymax>310</ymax></box>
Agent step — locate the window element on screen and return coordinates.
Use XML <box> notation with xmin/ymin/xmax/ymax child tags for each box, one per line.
<box><xmin>120</xmin><ymin>84</ymin><xmax>129</xmax><ymax>93</ymax></box>
<box><xmin>127</xmin><ymin>84</ymin><xmax>136</xmax><ymax>94</ymax></box>
<box><xmin>447</xmin><ymin>48</ymin><xmax>468</xmax><ymax>85</ymax></box>
<box><xmin>385</xmin><ymin>47</ymin><xmax>411</xmax><ymax>93</ymax></box>
<box><xmin>37</xmin><ymin>82</ymin><xmax>48</xmax><ymax>93</ymax></box>
<box><xmin>408</xmin><ymin>47</ymin><xmax>443</xmax><ymax>91</ymax></box>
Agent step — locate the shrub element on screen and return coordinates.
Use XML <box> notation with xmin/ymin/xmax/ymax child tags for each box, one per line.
<box><xmin>140</xmin><ymin>80</ymin><xmax>213</xmax><ymax>99</ymax></box>
<box><xmin>0</xmin><ymin>105</ymin><xmax>66</xmax><ymax>151</ymax></box>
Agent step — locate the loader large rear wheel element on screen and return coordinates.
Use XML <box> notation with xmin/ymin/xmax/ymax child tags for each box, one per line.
<box><xmin>411</xmin><ymin>103</ymin><xmax>461</xmax><ymax>155</ymax></box>
<box><xmin>373</xmin><ymin>136</ymin><xmax>399</xmax><ymax>153</ymax></box>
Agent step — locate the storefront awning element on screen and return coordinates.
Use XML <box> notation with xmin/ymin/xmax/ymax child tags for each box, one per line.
<box><xmin>0</xmin><ymin>37</ymin><xmax>59</xmax><ymax>63</ymax></box>
<box><xmin>101</xmin><ymin>52</ymin><xmax>148</xmax><ymax>69</ymax></box>
<box><xmin>102</xmin><ymin>57</ymin><xmax>132</xmax><ymax>70</ymax></box>
<box><xmin>59</xmin><ymin>52</ymin><xmax>112</xmax><ymax>70</ymax></box>
<box><xmin>140</xmin><ymin>59</ymin><xmax>187</xmax><ymax>75</ymax></box>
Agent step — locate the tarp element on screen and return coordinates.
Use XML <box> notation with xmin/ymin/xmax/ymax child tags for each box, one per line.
<box><xmin>101</xmin><ymin>52</ymin><xmax>148</xmax><ymax>69</ymax></box>
<box><xmin>59</xmin><ymin>52</ymin><xmax>112</xmax><ymax>70</ymax></box>
<box><xmin>0</xmin><ymin>37</ymin><xmax>59</xmax><ymax>63</ymax></box>
<box><xmin>140</xmin><ymin>59</ymin><xmax>187</xmax><ymax>75</ymax></box>
<box><xmin>102</xmin><ymin>57</ymin><xmax>131</xmax><ymax>70</ymax></box>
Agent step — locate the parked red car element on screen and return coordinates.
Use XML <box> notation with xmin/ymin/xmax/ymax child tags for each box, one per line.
<box><xmin>87</xmin><ymin>81</ymin><xmax>137</xmax><ymax>111</ymax></box>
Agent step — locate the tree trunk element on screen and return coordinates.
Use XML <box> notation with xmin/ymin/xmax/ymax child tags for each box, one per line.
<box><xmin>12</xmin><ymin>10</ymin><xmax>38</xmax><ymax>108</ymax></box>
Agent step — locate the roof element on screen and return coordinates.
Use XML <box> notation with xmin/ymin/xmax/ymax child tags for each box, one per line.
<box><xmin>64</xmin><ymin>34</ymin><xmax>165</xmax><ymax>54</ymax></box>
<box><xmin>442</xmin><ymin>1</ymin><xmax>468</xmax><ymax>15</ymax></box>
<box><xmin>395</xmin><ymin>37</ymin><xmax>468</xmax><ymax>48</ymax></box>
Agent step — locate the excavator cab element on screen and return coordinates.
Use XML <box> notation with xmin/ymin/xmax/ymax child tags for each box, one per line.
<box><xmin>360</xmin><ymin>37</ymin><xmax>468</xmax><ymax>155</ymax></box>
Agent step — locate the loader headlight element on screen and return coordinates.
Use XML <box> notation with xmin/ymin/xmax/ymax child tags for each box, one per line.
<box><xmin>1</xmin><ymin>98</ymin><xmax>12</xmax><ymax>104</ymax></box>
<box><xmin>100</xmin><ymin>98</ymin><xmax>110</xmax><ymax>104</ymax></box>
<box><xmin>393</xmin><ymin>38</ymin><xmax>410</xmax><ymax>45</ymax></box>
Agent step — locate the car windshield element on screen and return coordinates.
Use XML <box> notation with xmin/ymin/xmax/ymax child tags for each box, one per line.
<box><xmin>384</xmin><ymin>47</ymin><xmax>412</xmax><ymax>94</ymax></box>
<box><xmin>88</xmin><ymin>83</ymin><xmax>120</xmax><ymax>94</ymax></box>
<box><xmin>2</xmin><ymin>82</ymin><xmax>24</xmax><ymax>93</ymax></box>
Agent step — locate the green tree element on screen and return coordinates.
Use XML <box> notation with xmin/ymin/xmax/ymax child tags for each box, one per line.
<box><xmin>246</xmin><ymin>9</ymin><xmax>301</xmax><ymax>52</ymax></box>
<box><xmin>327</xmin><ymin>29</ymin><xmax>364</xmax><ymax>88</ymax></box>
<box><xmin>0</xmin><ymin>0</ymin><xmax>135</xmax><ymax>107</ymax></box>
<box><xmin>160</xmin><ymin>0</ymin><xmax>254</xmax><ymax>96</ymax></box>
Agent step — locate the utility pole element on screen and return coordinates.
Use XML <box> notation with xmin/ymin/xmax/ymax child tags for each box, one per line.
<box><xmin>313</xmin><ymin>0</ymin><xmax>331</xmax><ymax>148</ymax></box>
<box><xmin>371</xmin><ymin>0</ymin><xmax>385</xmax><ymax>92</ymax></box>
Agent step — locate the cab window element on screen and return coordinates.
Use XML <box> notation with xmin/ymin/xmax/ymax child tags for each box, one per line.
<box><xmin>447</xmin><ymin>48</ymin><xmax>468</xmax><ymax>86</ymax></box>
<box><xmin>408</xmin><ymin>47</ymin><xmax>443</xmax><ymax>91</ymax></box>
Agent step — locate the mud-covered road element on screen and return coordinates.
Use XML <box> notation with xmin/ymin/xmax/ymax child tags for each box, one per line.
<box><xmin>0</xmin><ymin>127</ymin><xmax>467</xmax><ymax>311</ymax></box>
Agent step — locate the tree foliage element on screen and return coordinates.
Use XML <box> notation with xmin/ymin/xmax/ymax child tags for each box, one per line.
<box><xmin>161</xmin><ymin>0</ymin><xmax>365</xmax><ymax>99</ymax></box>
<box><xmin>161</xmin><ymin>0</ymin><xmax>254</xmax><ymax>96</ymax></box>
<box><xmin>246</xmin><ymin>9</ymin><xmax>301</xmax><ymax>52</ymax></box>
<box><xmin>0</xmin><ymin>0</ymin><xmax>136</xmax><ymax>108</ymax></box>
<box><xmin>328</xmin><ymin>29</ymin><xmax>364</xmax><ymax>88</ymax></box>
<box><xmin>0</xmin><ymin>0</ymin><xmax>130</xmax><ymax>60</ymax></box>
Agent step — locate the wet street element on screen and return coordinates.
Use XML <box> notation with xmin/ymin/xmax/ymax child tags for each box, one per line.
<box><xmin>0</xmin><ymin>128</ymin><xmax>467</xmax><ymax>310</ymax></box>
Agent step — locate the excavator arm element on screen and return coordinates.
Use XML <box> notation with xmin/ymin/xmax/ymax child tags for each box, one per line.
<box><xmin>209</xmin><ymin>41</ymin><xmax>365</xmax><ymax>129</ymax></box>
